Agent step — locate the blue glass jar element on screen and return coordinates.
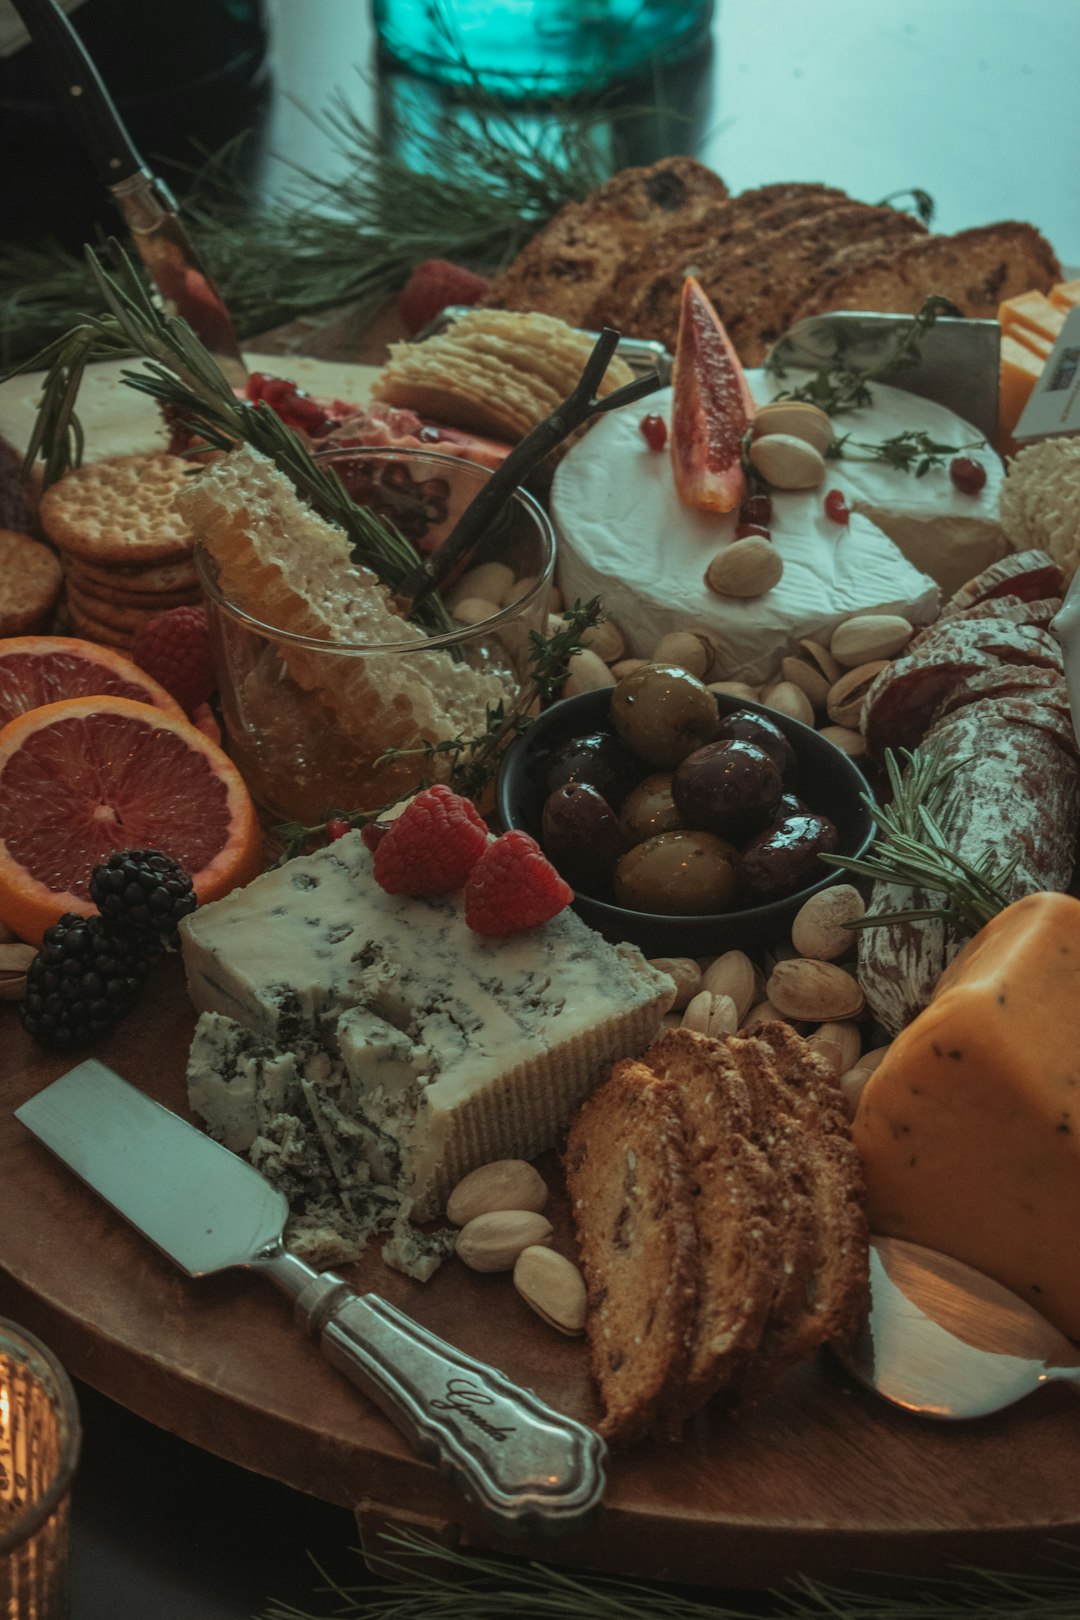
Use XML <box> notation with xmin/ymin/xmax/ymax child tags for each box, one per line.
<box><xmin>372</xmin><ymin>0</ymin><xmax>714</xmax><ymax>97</ymax></box>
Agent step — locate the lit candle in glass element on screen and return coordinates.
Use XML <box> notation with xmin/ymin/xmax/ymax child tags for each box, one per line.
<box><xmin>0</xmin><ymin>1320</ymin><xmax>80</xmax><ymax>1620</ymax></box>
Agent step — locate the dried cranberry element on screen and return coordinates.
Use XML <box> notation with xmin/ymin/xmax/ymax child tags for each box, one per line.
<box><xmin>639</xmin><ymin>414</ymin><xmax>667</xmax><ymax>452</ymax></box>
<box><xmin>950</xmin><ymin>456</ymin><xmax>987</xmax><ymax>494</ymax></box>
<box><xmin>734</xmin><ymin>523</ymin><xmax>772</xmax><ymax>541</ymax></box>
<box><xmin>824</xmin><ymin>489</ymin><xmax>850</xmax><ymax>525</ymax></box>
<box><xmin>738</xmin><ymin>494</ymin><xmax>773</xmax><ymax>527</ymax></box>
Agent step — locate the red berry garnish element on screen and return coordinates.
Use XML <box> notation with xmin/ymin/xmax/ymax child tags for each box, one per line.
<box><xmin>734</xmin><ymin>523</ymin><xmax>771</xmax><ymax>541</ymax></box>
<box><xmin>130</xmin><ymin>604</ymin><xmax>215</xmax><ymax>717</ymax></box>
<box><xmin>639</xmin><ymin>413</ymin><xmax>667</xmax><ymax>452</ymax></box>
<box><xmin>464</xmin><ymin>830</ymin><xmax>573</xmax><ymax>937</ymax></box>
<box><xmin>360</xmin><ymin>821</ymin><xmax>390</xmax><ymax>853</ymax></box>
<box><xmin>325</xmin><ymin>817</ymin><xmax>352</xmax><ymax>842</ymax></box>
<box><xmin>738</xmin><ymin>494</ymin><xmax>773</xmax><ymax>527</ymax></box>
<box><xmin>397</xmin><ymin>259</ymin><xmax>491</xmax><ymax>335</ymax></box>
<box><xmin>372</xmin><ymin>785</ymin><xmax>488</xmax><ymax>896</ymax></box>
<box><xmin>950</xmin><ymin>456</ymin><xmax>987</xmax><ymax>494</ymax></box>
<box><xmin>824</xmin><ymin>489</ymin><xmax>850</xmax><ymax>525</ymax></box>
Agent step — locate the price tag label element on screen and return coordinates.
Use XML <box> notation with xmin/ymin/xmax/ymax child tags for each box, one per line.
<box><xmin>1014</xmin><ymin>304</ymin><xmax>1080</xmax><ymax>442</ymax></box>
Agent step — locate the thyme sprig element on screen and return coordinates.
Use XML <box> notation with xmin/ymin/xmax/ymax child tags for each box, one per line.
<box><xmin>766</xmin><ymin>295</ymin><xmax>960</xmax><ymax>416</ymax></box>
<box><xmin>273</xmin><ymin>598</ymin><xmax>604</xmax><ymax>857</ymax></box>
<box><xmin>828</xmin><ymin>428</ymin><xmax>984</xmax><ymax>478</ymax></box>
<box><xmin>822</xmin><ymin>746</ymin><xmax>1016</xmax><ymax>936</ymax></box>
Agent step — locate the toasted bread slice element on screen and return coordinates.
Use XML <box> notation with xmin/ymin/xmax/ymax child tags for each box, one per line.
<box><xmin>480</xmin><ymin>154</ymin><xmax>730</xmax><ymax>329</ymax></box>
<box><xmin>563</xmin><ymin>1057</ymin><xmax>698</xmax><ymax>1445</ymax></box>
<box><xmin>643</xmin><ymin>1027</ymin><xmax>782</xmax><ymax>1427</ymax></box>
<box><xmin>788</xmin><ymin>221</ymin><xmax>1061</xmax><ymax>328</ymax></box>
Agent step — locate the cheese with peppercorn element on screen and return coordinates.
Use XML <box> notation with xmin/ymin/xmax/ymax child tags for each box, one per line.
<box><xmin>553</xmin><ymin>377</ymin><xmax>1006</xmax><ymax>684</ymax></box>
<box><xmin>180</xmin><ymin>829</ymin><xmax>673</xmax><ymax>1274</ymax></box>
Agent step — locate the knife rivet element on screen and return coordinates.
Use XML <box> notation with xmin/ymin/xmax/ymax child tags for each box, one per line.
<box><xmin>69</xmin><ymin>84</ymin><xmax>83</xmax><ymax>96</ymax></box>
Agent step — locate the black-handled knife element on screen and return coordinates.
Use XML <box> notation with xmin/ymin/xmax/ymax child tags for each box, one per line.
<box><xmin>11</xmin><ymin>0</ymin><xmax>249</xmax><ymax>386</ymax></box>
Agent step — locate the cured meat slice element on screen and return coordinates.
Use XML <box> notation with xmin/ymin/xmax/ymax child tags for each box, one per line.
<box><xmin>910</xmin><ymin>594</ymin><xmax>1062</xmax><ymax>646</ymax></box>
<box><xmin>940</xmin><ymin>549</ymin><xmax>1063</xmax><ymax>618</ymax></box>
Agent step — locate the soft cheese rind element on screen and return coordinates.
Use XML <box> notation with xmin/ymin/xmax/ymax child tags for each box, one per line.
<box><xmin>180</xmin><ymin>831</ymin><xmax>674</xmax><ymax>1227</ymax></box>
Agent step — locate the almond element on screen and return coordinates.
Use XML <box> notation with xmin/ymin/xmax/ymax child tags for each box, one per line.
<box><xmin>760</xmin><ymin>679</ymin><xmax>815</xmax><ymax>727</ymax></box>
<box><xmin>648</xmin><ymin>956</ymin><xmax>703</xmax><ymax>1011</ymax></box>
<box><xmin>652</xmin><ymin>630</ymin><xmax>713</xmax><ymax>680</ymax></box>
<box><xmin>611</xmin><ymin>658</ymin><xmax>649</xmax><ymax>680</ymax></box>
<box><xmin>581</xmin><ymin>618</ymin><xmax>627</xmax><ymax>664</ymax></box>
<box><xmin>741</xmin><ymin>997</ymin><xmax>785</xmax><ymax>1030</ymax></box>
<box><xmin>708</xmin><ymin>680</ymin><xmax>760</xmax><ymax>702</ymax></box>
<box><xmin>817</xmin><ymin>724</ymin><xmax>867</xmax><ymax>760</ymax></box>
<box><xmin>747</xmin><ymin>432</ymin><xmax>827</xmax><ymax>490</ymax></box>
<box><xmin>752</xmin><ymin>400</ymin><xmax>834</xmax><ymax>455</ymax></box>
<box><xmin>791</xmin><ymin>885</ymin><xmax>866</xmax><ymax>960</ymax></box>
<box><xmin>682</xmin><ymin>990</ymin><xmax>738</xmax><ymax>1038</ymax></box>
<box><xmin>826</xmin><ymin>661</ymin><xmax>890</xmax><ymax>728</ymax></box>
<box><xmin>829</xmin><ymin>614</ymin><xmax>914</xmax><ymax>667</ymax></box>
<box><xmin>513</xmin><ymin>1246</ymin><xmax>587</xmax><ymax>1335</ymax></box>
<box><xmin>445</xmin><ymin>561</ymin><xmax>515</xmax><ymax>609</ymax></box>
<box><xmin>451</xmin><ymin>595</ymin><xmax>502</xmax><ymax>627</ymax></box>
<box><xmin>701</xmin><ymin>949</ymin><xmax>760</xmax><ymax>1023</ymax></box>
<box><xmin>766</xmin><ymin>958</ymin><xmax>865</xmax><ymax>1021</ymax></box>
<box><xmin>706</xmin><ymin>538</ymin><xmax>783</xmax><ymax>599</ymax></box>
<box><xmin>0</xmin><ymin>942</ymin><xmax>34</xmax><ymax>1002</ymax></box>
<box><xmin>456</xmin><ymin>1210</ymin><xmax>554</xmax><ymax>1273</ymax></box>
<box><xmin>562</xmin><ymin>646</ymin><xmax>616</xmax><ymax>697</ymax></box>
<box><xmin>780</xmin><ymin>656</ymin><xmax>831</xmax><ymax>711</ymax></box>
<box><xmin>799</xmin><ymin>639</ymin><xmax>842</xmax><ymax>684</ymax></box>
<box><xmin>807</xmin><ymin>1019</ymin><xmax>862</xmax><ymax>1077</ymax></box>
<box><xmin>446</xmin><ymin>1159</ymin><xmax>549</xmax><ymax>1226</ymax></box>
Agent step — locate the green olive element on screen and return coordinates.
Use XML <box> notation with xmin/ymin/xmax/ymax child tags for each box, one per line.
<box><xmin>613</xmin><ymin>830</ymin><xmax>739</xmax><ymax>915</ymax></box>
<box><xmin>618</xmin><ymin>773</ymin><xmax>682</xmax><ymax>845</ymax></box>
<box><xmin>609</xmin><ymin>663</ymin><xmax>719</xmax><ymax>768</ymax></box>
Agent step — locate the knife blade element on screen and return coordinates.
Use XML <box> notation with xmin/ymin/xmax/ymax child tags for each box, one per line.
<box><xmin>9</xmin><ymin>0</ymin><xmax>248</xmax><ymax>388</ymax></box>
<box><xmin>16</xmin><ymin>1061</ymin><xmax>607</xmax><ymax>1534</ymax></box>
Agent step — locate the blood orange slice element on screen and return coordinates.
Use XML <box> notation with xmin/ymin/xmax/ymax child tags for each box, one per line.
<box><xmin>0</xmin><ymin>695</ymin><xmax>262</xmax><ymax>944</ymax></box>
<box><xmin>671</xmin><ymin>276</ymin><xmax>756</xmax><ymax>514</ymax></box>
<box><xmin>0</xmin><ymin>636</ymin><xmax>185</xmax><ymax>728</ymax></box>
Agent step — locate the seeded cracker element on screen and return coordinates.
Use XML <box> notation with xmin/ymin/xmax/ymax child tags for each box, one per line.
<box><xmin>39</xmin><ymin>453</ymin><xmax>195</xmax><ymax>566</ymax></box>
<box><xmin>0</xmin><ymin>529</ymin><xmax>63</xmax><ymax>633</ymax></box>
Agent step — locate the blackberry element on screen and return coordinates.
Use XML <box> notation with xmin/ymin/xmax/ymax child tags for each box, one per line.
<box><xmin>21</xmin><ymin>914</ymin><xmax>148</xmax><ymax>1051</ymax></box>
<box><xmin>88</xmin><ymin>849</ymin><xmax>197</xmax><ymax>949</ymax></box>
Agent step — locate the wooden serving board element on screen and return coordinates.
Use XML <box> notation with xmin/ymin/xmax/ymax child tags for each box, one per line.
<box><xmin>3</xmin><ymin>971</ymin><xmax>1080</xmax><ymax>1590</ymax></box>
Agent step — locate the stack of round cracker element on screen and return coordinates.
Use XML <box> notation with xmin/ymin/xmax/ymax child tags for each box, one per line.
<box><xmin>37</xmin><ymin>453</ymin><xmax>201</xmax><ymax>648</ymax></box>
<box><xmin>371</xmin><ymin>309</ymin><xmax>635</xmax><ymax>441</ymax></box>
<box><xmin>0</xmin><ymin>529</ymin><xmax>64</xmax><ymax>635</ymax></box>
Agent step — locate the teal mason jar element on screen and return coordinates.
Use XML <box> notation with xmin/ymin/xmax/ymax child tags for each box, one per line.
<box><xmin>372</xmin><ymin>0</ymin><xmax>714</xmax><ymax>96</ymax></box>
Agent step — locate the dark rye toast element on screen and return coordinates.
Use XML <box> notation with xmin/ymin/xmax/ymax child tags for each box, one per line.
<box><xmin>642</xmin><ymin>1027</ymin><xmax>785</xmax><ymax>1429</ymax></box>
<box><xmin>562</xmin><ymin>1057</ymin><xmax>698</xmax><ymax>1445</ymax></box>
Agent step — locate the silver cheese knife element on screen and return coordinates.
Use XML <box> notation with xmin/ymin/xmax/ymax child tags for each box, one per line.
<box><xmin>15</xmin><ymin>1061</ymin><xmax>606</xmax><ymax>1535</ymax></box>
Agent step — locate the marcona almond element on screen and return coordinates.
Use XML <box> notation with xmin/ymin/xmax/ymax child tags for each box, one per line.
<box><xmin>818</xmin><ymin>724</ymin><xmax>867</xmax><ymax>760</ymax></box>
<box><xmin>747</xmin><ymin>432</ymin><xmax>827</xmax><ymax>490</ymax></box>
<box><xmin>611</xmin><ymin>658</ymin><xmax>648</xmax><ymax>680</ymax></box>
<box><xmin>456</xmin><ymin>1210</ymin><xmax>554</xmax><ymax>1273</ymax></box>
<box><xmin>701</xmin><ymin>950</ymin><xmax>760</xmax><ymax>1023</ymax></box>
<box><xmin>751</xmin><ymin>400</ymin><xmax>834</xmax><ymax>455</ymax></box>
<box><xmin>446</xmin><ymin>1159</ymin><xmax>549</xmax><ymax>1226</ymax></box>
<box><xmin>830</xmin><ymin>613</ymin><xmax>914</xmax><ymax>667</ymax></box>
<box><xmin>705</xmin><ymin>538</ymin><xmax>783</xmax><ymax>599</ymax></box>
<box><xmin>807</xmin><ymin>1019</ymin><xmax>862</xmax><ymax>1077</ymax></box>
<box><xmin>581</xmin><ymin>618</ymin><xmax>626</xmax><ymax>664</ymax></box>
<box><xmin>652</xmin><ymin>629</ymin><xmax>713</xmax><ymax>680</ymax></box>
<box><xmin>682</xmin><ymin>990</ymin><xmax>738</xmax><ymax>1038</ymax></box>
<box><xmin>446</xmin><ymin>561</ymin><xmax>515</xmax><ymax>609</ymax></box>
<box><xmin>780</xmin><ymin>656</ymin><xmax>831</xmax><ymax>710</ymax></box>
<box><xmin>0</xmin><ymin>942</ymin><xmax>34</xmax><ymax>1002</ymax></box>
<box><xmin>791</xmin><ymin>884</ymin><xmax>866</xmax><ymax>960</ymax></box>
<box><xmin>648</xmin><ymin>956</ymin><xmax>703</xmax><ymax>1010</ymax></box>
<box><xmin>562</xmin><ymin>647</ymin><xmax>616</xmax><ymax>696</ymax></box>
<box><xmin>709</xmin><ymin>680</ymin><xmax>760</xmax><ymax>702</ymax></box>
<box><xmin>451</xmin><ymin>595</ymin><xmax>501</xmax><ymax>627</ymax></box>
<box><xmin>826</xmin><ymin>660</ymin><xmax>890</xmax><ymax>728</ymax></box>
<box><xmin>766</xmin><ymin>958</ymin><xmax>865</xmax><ymax>1021</ymax></box>
<box><xmin>760</xmin><ymin>679</ymin><xmax>815</xmax><ymax>727</ymax></box>
<box><xmin>513</xmin><ymin>1246</ymin><xmax>587</xmax><ymax>1335</ymax></box>
<box><xmin>799</xmin><ymin>638</ymin><xmax>842</xmax><ymax>684</ymax></box>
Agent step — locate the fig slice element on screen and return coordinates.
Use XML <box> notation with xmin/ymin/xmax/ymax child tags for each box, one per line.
<box><xmin>670</xmin><ymin>276</ymin><xmax>755</xmax><ymax>514</ymax></box>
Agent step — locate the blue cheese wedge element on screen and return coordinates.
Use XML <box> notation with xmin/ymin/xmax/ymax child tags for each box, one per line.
<box><xmin>180</xmin><ymin>830</ymin><xmax>674</xmax><ymax>1270</ymax></box>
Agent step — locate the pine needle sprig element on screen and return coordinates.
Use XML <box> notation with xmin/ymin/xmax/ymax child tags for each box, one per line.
<box><xmin>822</xmin><ymin>746</ymin><xmax>1016</xmax><ymax>935</ymax></box>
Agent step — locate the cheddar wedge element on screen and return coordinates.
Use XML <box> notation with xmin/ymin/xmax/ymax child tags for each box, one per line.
<box><xmin>997</xmin><ymin>333</ymin><xmax>1045</xmax><ymax>454</ymax></box>
<box><xmin>1049</xmin><ymin>278</ymin><xmax>1080</xmax><ymax>314</ymax></box>
<box><xmin>999</xmin><ymin>289</ymin><xmax>1066</xmax><ymax>346</ymax></box>
<box><xmin>853</xmin><ymin>893</ymin><xmax>1080</xmax><ymax>1337</ymax></box>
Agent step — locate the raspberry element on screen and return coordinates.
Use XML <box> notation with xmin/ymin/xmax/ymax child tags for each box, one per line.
<box><xmin>373</xmin><ymin>785</ymin><xmax>489</xmax><ymax>895</ymax></box>
<box><xmin>130</xmin><ymin>604</ymin><xmax>214</xmax><ymax>717</ymax></box>
<box><xmin>464</xmin><ymin>830</ymin><xmax>573</xmax><ymax>937</ymax></box>
<box><xmin>397</xmin><ymin>260</ymin><xmax>491</xmax><ymax>336</ymax></box>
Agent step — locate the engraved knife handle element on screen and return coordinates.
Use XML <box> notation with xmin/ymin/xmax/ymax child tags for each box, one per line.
<box><xmin>293</xmin><ymin>1271</ymin><xmax>606</xmax><ymax>1535</ymax></box>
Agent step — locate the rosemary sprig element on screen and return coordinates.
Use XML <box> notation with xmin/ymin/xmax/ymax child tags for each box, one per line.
<box><xmin>273</xmin><ymin>599</ymin><xmax>605</xmax><ymax>857</ymax></box>
<box><xmin>828</xmin><ymin>428</ymin><xmax>984</xmax><ymax>477</ymax></box>
<box><xmin>261</xmin><ymin>1526</ymin><xmax>1080</xmax><ymax>1620</ymax></box>
<box><xmin>822</xmin><ymin>747</ymin><xmax>1016</xmax><ymax>936</ymax></box>
<box><xmin>765</xmin><ymin>295</ymin><xmax>960</xmax><ymax>416</ymax></box>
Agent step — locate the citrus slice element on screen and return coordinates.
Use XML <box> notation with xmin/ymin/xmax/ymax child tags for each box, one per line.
<box><xmin>0</xmin><ymin>636</ymin><xmax>185</xmax><ymax>728</ymax></box>
<box><xmin>671</xmin><ymin>275</ymin><xmax>756</xmax><ymax>514</ymax></box>
<box><xmin>0</xmin><ymin>695</ymin><xmax>262</xmax><ymax>944</ymax></box>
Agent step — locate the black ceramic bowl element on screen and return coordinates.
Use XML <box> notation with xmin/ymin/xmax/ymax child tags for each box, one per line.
<box><xmin>495</xmin><ymin>688</ymin><xmax>875</xmax><ymax>957</ymax></box>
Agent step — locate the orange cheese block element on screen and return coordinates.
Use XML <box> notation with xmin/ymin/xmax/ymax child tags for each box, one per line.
<box><xmin>1008</xmin><ymin>323</ymin><xmax>1054</xmax><ymax>362</ymax></box>
<box><xmin>999</xmin><ymin>288</ymin><xmax>1067</xmax><ymax>346</ymax></box>
<box><xmin>853</xmin><ymin>892</ymin><xmax>1080</xmax><ymax>1338</ymax></box>
<box><xmin>997</xmin><ymin>333</ymin><xmax>1046</xmax><ymax>453</ymax></box>
<box><xmin>1049</xmin><ymin>278</ymin><xmax>1080</xmax><ymax>313</ymax></box>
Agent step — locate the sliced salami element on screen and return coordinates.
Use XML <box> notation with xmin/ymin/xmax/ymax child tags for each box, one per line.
<box><xmin>940</xmin><ymin>550</ymin><xmax>1063</xmax><ymax>618</ymax></box>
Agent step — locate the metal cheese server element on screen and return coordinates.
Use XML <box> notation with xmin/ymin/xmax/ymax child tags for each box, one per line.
<box><xmin>9</xmin><ymin>0</ymin><xmax>248</xmax><ymax>386</ymax></box>
<box><xmin>15</xmin><ymin>1061</ymin><xmax>606</xmax><ymax>1535</ymax></box>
